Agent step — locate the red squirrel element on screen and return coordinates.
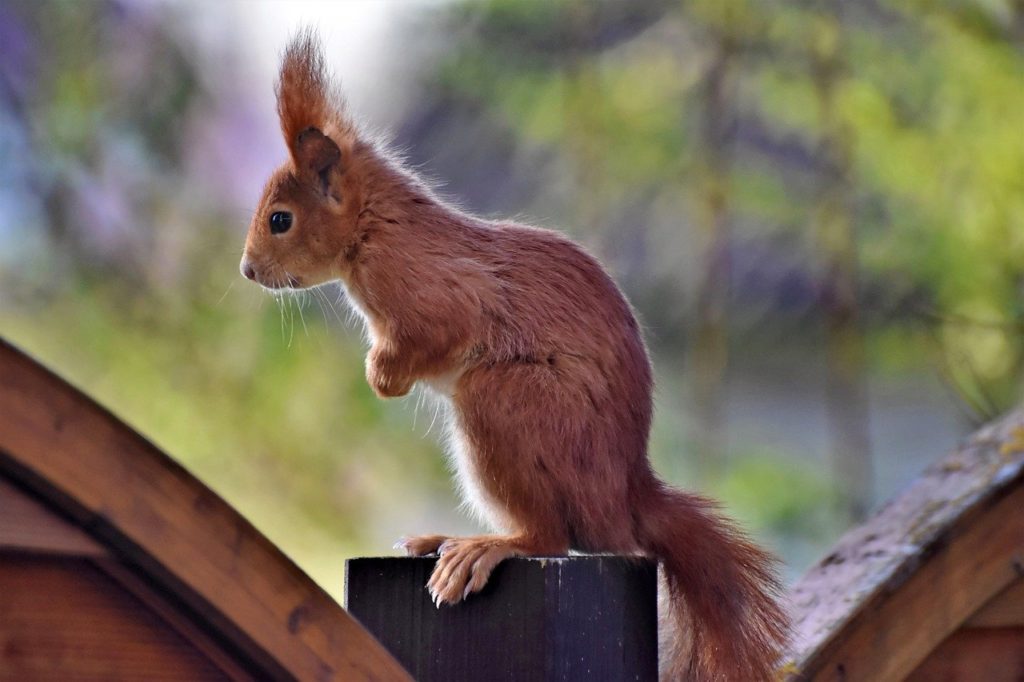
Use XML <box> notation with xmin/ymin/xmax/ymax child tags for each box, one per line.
<box><xmin>240</xmin><ymin>31</ymin><xmax>788</xmax><ymax>681</ymax></box>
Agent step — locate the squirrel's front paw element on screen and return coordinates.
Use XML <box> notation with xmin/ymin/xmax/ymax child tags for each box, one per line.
<box><xmin>368</xmin><ymin>373</ymin><xmax>412</xmax><ymax>398</ymax></box>
<box><xmin>366</xmin><ymin>351</ymin><xmax>412</xmax><ymax>398</ymax></box>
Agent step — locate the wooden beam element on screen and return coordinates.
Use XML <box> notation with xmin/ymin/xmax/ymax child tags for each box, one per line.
<box><xmin>796</xmin><ymin>483</ymin><xmax>1024</xmax><ymax>680</ymax></box>
<box><xmin>967</xmin><ymin>578</ymin><xmax>1024</xmax><ymax>629</ymax></box>
<box><xmin>0</xmin><ymin>339</ymin><xmax>410</xmax><ymax>681</ymax></box>
<box><xmin>0</xmin><ymin>555</ymin><xmax>233</xmax><ymax>680</ymax></box>
<box><xmin>95</xmin><ymin>557</ymin><xmax>256</xmax><ymax>682</ymax></box>
<box><xmin>0</xmin><ymin>477</ymin><xmax>106</xmax><ymax>557</ymax></box>
<box><xmin>787</xmin><ymin>410</ymin><xmax>1024</xmax><ymax>681</ymax></box>
<box><xmin>905</xmin><ymin>627</ymin><xmax>1024</xmax><ymax>682</ymax></box>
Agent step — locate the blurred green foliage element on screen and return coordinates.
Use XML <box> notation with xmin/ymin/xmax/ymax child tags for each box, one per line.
<box><xmin>2</xmin><ymin>0</ymin><xmax>1022</xmax><ymax>594</ymax></box>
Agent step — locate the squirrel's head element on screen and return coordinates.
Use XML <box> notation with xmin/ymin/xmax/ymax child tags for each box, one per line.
<box><xmin>241</xmin><ymin>31</ymin><xmax>362</xmax><ymax>290</ymax></box>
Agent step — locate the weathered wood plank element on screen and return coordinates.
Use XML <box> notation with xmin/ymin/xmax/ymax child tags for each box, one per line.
<box><xmin>787</xmin><ymin>411</ymin><xmax>1024</xmax><ymax>681</ymax></box>
<box><xmin>905</xmin><ymin>627</ymin><xmax>1024</xmax><ymax>682</ymax></box>
<box><xmin>0</xmin><ymin>555</ymin><xmax>231</xmax><ymax>680</ymax></box>
<box><xmin>346</xmin><ymin>556</ymin><xmax>658</xmax><ymax>681</ymax></box>
<box><xmin>967</xmin><ymin>578</ymin><xmax>1024</xmax><ymax>629</ymax></box>
<box><xmin>0</xmin><ymin>477</ymin><xmax>107</xmax><ymax>557</ymax></box>
<box><xmin>95</xmin><ymin>558</ymin><xmax>256</xmax><ymax>681</ymax></box>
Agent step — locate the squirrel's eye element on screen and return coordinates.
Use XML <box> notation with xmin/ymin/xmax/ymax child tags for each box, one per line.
<box><xmin>269</xmin><ymin>211</ymin><xmax>293</xmax><ymax>235</ymax></box>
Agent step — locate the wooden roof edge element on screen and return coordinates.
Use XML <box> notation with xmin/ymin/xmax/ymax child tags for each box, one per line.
<box><xmin>785</xmin><ymin>407</ymin><xmax>1024</xmax><ymax>669</ymax></box>
<box><xmin>0</xmin><ymin>338</ymin><xmax>411</xmax><ymax>681</ymax></box>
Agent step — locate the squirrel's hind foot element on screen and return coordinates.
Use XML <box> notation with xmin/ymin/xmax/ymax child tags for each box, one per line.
<box><xmin>426</xmin><ymin>535</ymin><xmax>521</xmax><ymax>606</ymax></box>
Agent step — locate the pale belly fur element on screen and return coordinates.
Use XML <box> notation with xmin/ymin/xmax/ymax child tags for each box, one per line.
<box><xmin>427</xmin><ymin>375</ymin><xmax>513</xmax><ymax>534</ymax></box>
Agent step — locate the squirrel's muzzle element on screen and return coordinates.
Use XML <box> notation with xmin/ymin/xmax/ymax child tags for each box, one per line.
<box><xmin>240</xmin><ymin>257</ymin><xmax>256</xmax><ymax>281</ymax></box>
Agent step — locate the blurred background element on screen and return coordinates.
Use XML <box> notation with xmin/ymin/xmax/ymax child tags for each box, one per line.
<box><xmin>2</xmin><ymin>0</ymin><xmax>1023</xmax><ymax>600</ymax></box>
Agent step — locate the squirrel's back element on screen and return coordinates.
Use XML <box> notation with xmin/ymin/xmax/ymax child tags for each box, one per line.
<box><xmin>438</xmin><ymin>220</ymin><xmax>648</xmax><ymax>362</ymax></box>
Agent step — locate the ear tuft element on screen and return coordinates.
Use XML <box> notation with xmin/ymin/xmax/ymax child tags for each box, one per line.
<box><xmin>276</xmin><ymin>29</ymin><xmax>349</xmax><ymax>162</ymax></box>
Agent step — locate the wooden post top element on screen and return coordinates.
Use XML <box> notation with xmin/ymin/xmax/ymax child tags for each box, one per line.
<box><xmin>346</xmin><ymin>555</ymin><xmax>658</xmax><ymax>681</ymax></box>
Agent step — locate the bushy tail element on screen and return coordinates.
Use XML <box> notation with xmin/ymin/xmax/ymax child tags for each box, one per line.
<box><xmin>639</xmin><ymin>484</ymin><xmax>788</xmax><ymax>681</ymax></box>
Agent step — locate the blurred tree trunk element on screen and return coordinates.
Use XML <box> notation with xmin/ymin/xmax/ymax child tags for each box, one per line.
<box><xmin>563</xmin><ymin>2</ymin><xmax>606</xmax><ymax>250</ymax></box>
<box><xmin>689</xmin><ymin>31</ymin><xmax>738</xmax><ymax>481</ymax></box>
<box><xmin>1014</xmin><ymin>0</ymin><xmax>1024</xmax><ymax>42</ymax></box>
<box><xmin>810</xmin><ymin>11</ymin><xmax>873</xmax><ymax>523</ymax></box>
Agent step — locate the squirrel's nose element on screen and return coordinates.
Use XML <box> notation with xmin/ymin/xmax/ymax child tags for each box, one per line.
<box><xmin>240</xmin><ymin>258</ymin><xmax>256</xmax><ymax>281</ymax></box>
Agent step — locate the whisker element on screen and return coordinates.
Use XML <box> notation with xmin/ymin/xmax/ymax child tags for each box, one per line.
<box><xmin>426</xmin><ymin>393</ymin><xmax>442</xmax><ymax>438</ymax></box>
<box><xmin>311</xmin><ymin>287</ymin><xmax>333</xmax><ymax>327</ymax></box>
<box><xmin>276</xmin><ymin>291</ymin><xmax>286</xmax><ymax>343</ymax></box>
<box><xmin>215</xmin><ymin>279</ymin><xmax>237</xmax><ymax>307</ymax></box>
<box><xmin>316</xmin><ymin>285</ymin><xmax>346</xmax><ymax>327</ymax></box>
<box><xmin>411</xmin><ymin>385</ymin><xmax>422</xmax><ymax>430</ymax></box>
<box><xmin>337</xmin><ymin>287</ymin><xmax>362</xmax><ymax>333</ymax></box>
<box><xmin>294</xmin><ymin>287</ymin><xmax>310</xmax><ymax>338</ymax></box>
<box><xmin>286</xmin><ymin>291</ymin><xmax>296</xmax><ymax>348</ymax></box>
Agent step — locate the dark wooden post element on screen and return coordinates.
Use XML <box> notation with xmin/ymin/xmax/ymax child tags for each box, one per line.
<box><xmin>345</xmin><ymin>556</ymin><xmax>658</xmax><ymax>681</ymax></box>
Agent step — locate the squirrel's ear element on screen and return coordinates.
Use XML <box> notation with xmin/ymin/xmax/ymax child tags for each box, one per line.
<box><xmin>277</xmin><ymin>30</ymin><xmax>353</xmax><ymax>156</ymax></box>
<box><xmin>294</xmin><ymin>127</ymin><xmax>343</xmax><ymax>197</ymax></box>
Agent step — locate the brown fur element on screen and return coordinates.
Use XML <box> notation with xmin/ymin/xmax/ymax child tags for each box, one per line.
<box><xmin>241</xmin><ymin>30</ymin><xmax>789</xmax><ymax>681</ymax></box>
